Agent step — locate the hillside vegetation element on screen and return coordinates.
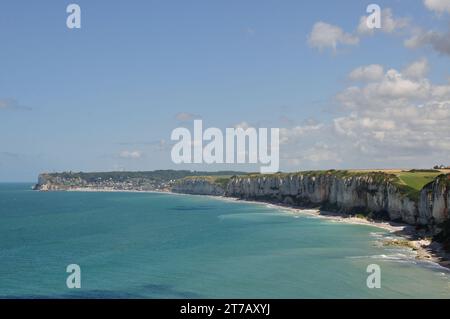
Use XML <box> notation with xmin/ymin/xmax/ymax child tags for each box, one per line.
<box><xmin>395</xmin><ymin>170</ymin><xmax>442</xmax><ymax>191</ymax></box>
<box><xmin>42</xmin><ymin>170</ymin><xmax>246</xmax><ymax>182</ymax></box>
<box><xmin>179</xmin><ymin>175</ymin><xmax>233</xmax><ymax>189</ymax></box>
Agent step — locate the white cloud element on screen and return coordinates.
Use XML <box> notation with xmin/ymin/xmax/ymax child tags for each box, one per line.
<box><xmin>309</xmin><ymin>6</ymin><xmax>448</xmax><ymax>58</ymax></box>
<box><xmin>301</xmin><ymin>144</ymin><xmax>342</xmax><ymax>163</ymax></box>
<box><xmin>401</xmin><ymin>2</ymin><xmax>450</xmax><ymax>55</ymax></box>
<box><xmin>380</xmin><ymin>8</ymin><xmax>410</xmax><ymax>33</ymax></box>
<box><xmin>432</xmin><ymin>84</ymin><xmax>450</xmax><ymax>98</ymax></box>
<box><xmin>119</xmin><ymin>150</ymin><xmax>143</xmax><ymax>159</ymax></box>
<box><xmin>281</xmin><ymin>142</ymin><xmax>342</xmax><ymax>167</ymax></box>
<box><xmin>358</xmin><ymin>9</ymin><xmax>409</xmax><ymax>35</ymax></box>
<box><xmin>334</xmin><ymin>62</ymin><xmax>450</xmax><ymax>157</ymax></box>
<box><xmin>349</xmin><ymin>64</ymin><xmax>384</xmax><ymax>82</ymax></box>
<box><xmin>280</xmin><ymin>122</ymin><xmax>324</xmax><ymax>144</ymax></box>
<box><xmin>424</xmin><ymin>0</ymin><xmax>450</xmax><ymax>14</ymax></box>
<box><xmin>307</xmin><ymin>22</ymin><xmax>359</xmax><ymax>52</ymax></box>
<box><xmin>279</xmin><ymin>60</ymin><xmax>450</xmax><ymax>170</ymax></box>
<box><xmin>402</xmin><ymin>58</ymin><xmax>429</xmax><ymax>79</ymax></box>
<box><xmin>308</xmin><ymin>8</ymin><xmax>409</xmax><ymax>53</ymax></box>
<box><xmin>342</xmin><ymin>67</ymin><xmax>432</xmax><ymax>104</ymax></box>
<box><xmin>405</xmin><ymin>29</ymin><xmax>450</xmax><ymax>56</ymax></box>
<box><xmin>356</xmin><ymin>15</ymin><xmax>374</xmax><ymax>36</ymax></box>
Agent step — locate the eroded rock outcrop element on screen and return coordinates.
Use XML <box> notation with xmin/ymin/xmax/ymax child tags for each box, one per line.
<box><xmin>419</xmin><ymin>175</ymin><xmax>450</xmax><ymax>226</ymax></box>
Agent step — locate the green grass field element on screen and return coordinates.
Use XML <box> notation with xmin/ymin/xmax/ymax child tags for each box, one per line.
<box><xmin>395</xmin><ymin>171</ymin><xmax>442</xmax><ymax>191</ymax></box>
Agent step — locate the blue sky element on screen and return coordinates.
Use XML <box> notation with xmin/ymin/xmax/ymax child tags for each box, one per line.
<box><xmin>1</xmin><ymin>0</ymin><xmax>450</xmax><ymax>181</ymax></box>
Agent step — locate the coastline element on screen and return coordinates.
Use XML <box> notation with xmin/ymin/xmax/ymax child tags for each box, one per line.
<box><xmin>210</xmin><ymin>196</ymin><xmax>450</xmax><ymax>269</ymax></box>
<box><xmin>65</xmin><ymin>187</ymin><xmax>172</xmax><ymax>195</ymax></box>
<box><xmin>36</xmin><ymin>187</ymin><xmax>450</xmax><ymax>270</ymax></box>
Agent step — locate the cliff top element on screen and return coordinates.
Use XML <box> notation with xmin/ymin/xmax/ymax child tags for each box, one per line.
<box><xmin>177</xmin><ymin>175</ymin><xmax>233</xmax><ymax>189</ymax></box>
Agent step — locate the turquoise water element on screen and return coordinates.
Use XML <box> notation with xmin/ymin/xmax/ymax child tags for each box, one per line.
<box><xmin>1</xmin><ymin>183</ymin><xmax>450</xmax><ymax>298</ymax></box>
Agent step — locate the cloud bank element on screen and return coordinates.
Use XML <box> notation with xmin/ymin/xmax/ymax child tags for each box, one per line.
<box><xmin>279</xmin><ymin>59</ymin><xmax>450</xmax><ymax>168</ymax></box>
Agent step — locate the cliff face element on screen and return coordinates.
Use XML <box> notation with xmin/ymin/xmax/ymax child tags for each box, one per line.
<box><xmin>172</xmin><ymin>177</ymin><xmax>225</xmax><ymax>196</ymax></box>
<box><xmin>34</xmin><ymin>173</ymin><xmax>77</xmax><ymax>191</ymax></box>
<box><xmin>226</xmin><ymin>173</ymin><xmax>418</xmax><ymax>224</ymax></box>
<box><xmin>172</xmin><ymin>172</ymin><xmax>450</xmax><ymax>228</ymax></box>
<box><xmin>419</xmin><ymin>175</ymin><xmax>450</xmax><ymax>225</ymax></box>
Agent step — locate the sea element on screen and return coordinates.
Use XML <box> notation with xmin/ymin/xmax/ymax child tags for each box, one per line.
<box><xmin>1</xmin><ymin>183</ymin><xmax>449</xmax><ymax>298</ymax></box>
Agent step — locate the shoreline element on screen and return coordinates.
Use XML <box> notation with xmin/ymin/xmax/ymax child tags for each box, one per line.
<box><xmin>212</xmin><ymin>196</ymin><xmax>450</xmax><ymax>269</ymax></box>
<box><xmin>65</xmin><ymin>187</ymin><xmax>172</xmax><ymax>195</ymax></box>
<box><xmin>37</xmin><ymin>187</ymin><xmax>450</xmax><ymax>270</ymax></box>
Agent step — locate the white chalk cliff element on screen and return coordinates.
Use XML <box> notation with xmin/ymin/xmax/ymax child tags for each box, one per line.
<box><xmin>174</xmin><ymin>172</ymin><xmax>450</xmax><ymax>229</ymax></box>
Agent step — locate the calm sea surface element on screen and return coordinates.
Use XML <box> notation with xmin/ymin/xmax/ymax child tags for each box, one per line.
<box><xmin>1</xmin><ymin>183</ymin><xmax>449</xmax><ymax>298</ymax></box>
